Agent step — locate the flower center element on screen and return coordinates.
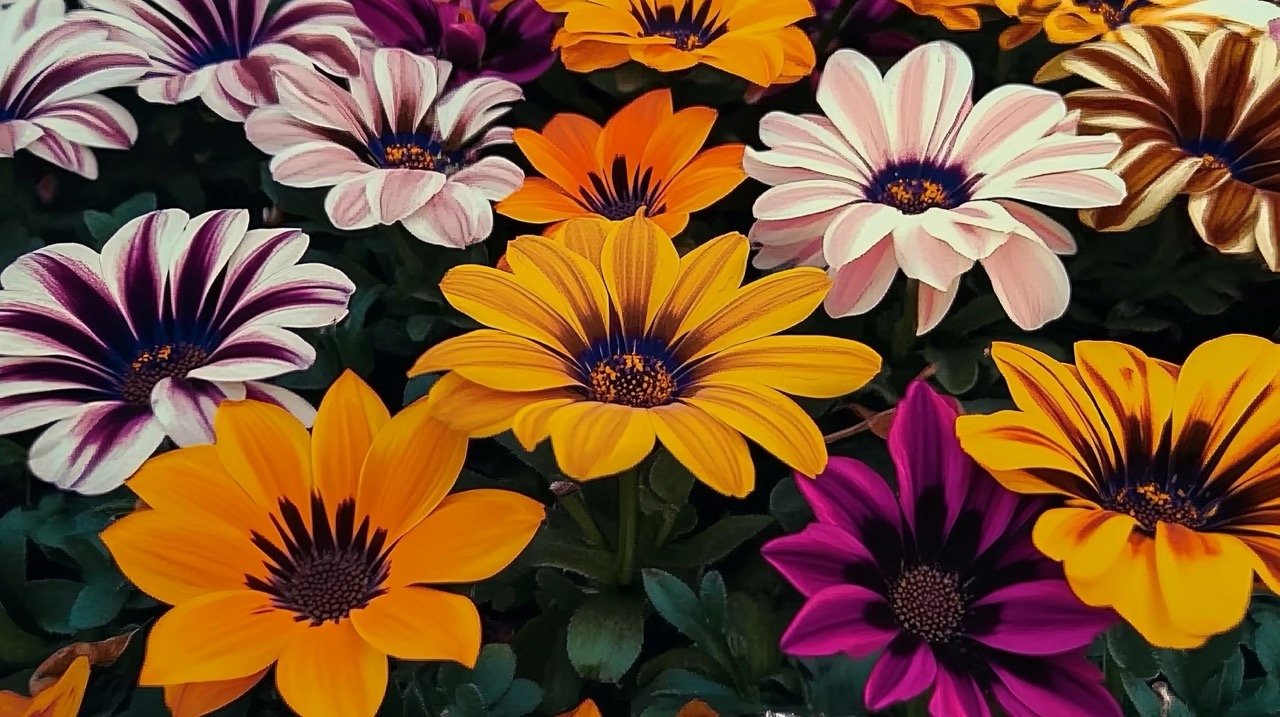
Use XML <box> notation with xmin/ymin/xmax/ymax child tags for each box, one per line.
<box><xmin>369</xmin><ymin>134</ymin><xmax>464</xmax><ymax>173</ymax></box>
<box><xmin>1106</xmin><ymin>483</ymin><xmax>1204</xmax><ymax>533</ymax></box>
<box><xmin>582</xmin><ymin>155</ymin><xmax>666</xmax><ymax>220</ymax></box>
<box><xmin>887</xmin><ymin>564</ymin><xmax>966</xmax><ymax>643</ymax></box>
<box><xmin>1183</xmin><ymin>137</ymin><xmax>1239</xmax><ymax>176</ymax></box>
<box><xmin>1081</xmin><ymin>0</ymin><xmax>1143</xmax><ymax>28</ymax></box>
<box><xmin>632</xmin><ymin>1</ymin><xmax>729</xmax><ymax>50</ymax></box>
<box><xmin>246</xmin><ymin>496</ymin><xmax>391</xmax><ymax>626</ymax></box>
<box><xmin>868</xmin><ymin>162</ymin><xmax>971</xmax><ymax>215</ymax></box>
<box><xmin>586</xmin><ymin>352</ymin><xmax>678</xmax><ymax>407</ymax></box>
<box><xmin>120</xmin><ymin>343</ymin><xmax>208</xmax><ymax>405</ymax></box>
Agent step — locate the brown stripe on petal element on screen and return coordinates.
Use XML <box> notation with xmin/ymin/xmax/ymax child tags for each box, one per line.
<box><xmin>995</xmin><ymin>357</ymin><xmax>1114</xmax><ymax>483</ymax></box>
<box><xmin>1133</xmin><ymin>26</ymin><xmax>1204</xmax><ymax>137</ymax></box>
<box><xmin>1082</xmin><ymin>139</ymin><xmax>1198</xmax><ymax>231</ymax></box>
<box><xmin>1058</xmin><ymin>41</ymin><xmax>1169</xmax><ymax>102</ymax></box>
<box><xmin>1065</xmin><ymin>89</ymin><xmax>1172</xmax><ymax>134</ymax></box>
<box><xmin>1200</xmin><ymin>30</ymin><xmax>1258</xmax><ymax>146</ymax></box>
<box><xmin>1188</xmin><ymin>181</ymin><xmax>1261</xmax><ymax>255</ymax></box>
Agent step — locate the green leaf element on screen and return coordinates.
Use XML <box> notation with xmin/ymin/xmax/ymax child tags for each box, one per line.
<box><xmin>83</xmin><ymin>210</ymin><xmax>116</xmax><ymax>243</ymax></box>
<box><xmin>1252</xmin><ymin>608</ymin><xmax>1280</xmax><ymax>678</ymax></box>
<box><xmin>648</xmin><ymin>451</ymin><xmax>695</xmax><ymax>507</ymax></box>
<box><xmin>1106</xmin><ymin>624</ymin><xmax>1158</xmax><ymax>680</ymax></box>
<box><xmin>69</xmin><ymin>580</ymin><xmax>129</xmax><ymax>631</ymax></box>
<box><xmin>525</xmin><ymin>530</ymin><xmax>616</xmax><ymax>583</ymax></box>
<box><xmin>665</xmin><ymin>515</ymin><xmax>773</xmax><ymax>566</ymax></box>
<box><xmin>922</xmin><ymin>344</ymin><xmax>980</xmax><ymax>394</ymax></box>
<box><xmin>699</xmin><ymin>572</ymin><xmax>727</xmax><ymax>636</ymax></box>
<box><xmin>469</xmin><ymin>644</ymin><xmax>517</xmax><ymax>706</ymax></box>
<box><xmin>402</xmin><ymin>374</ymin><xmax>438</xmax><ymax>406</ymax></box>
<box><xmin>725</xmin><ymin>593</ymin><xmax>780</xmax><ymax>681</ymax></box>
<box><xmin>0</xmin><ymin>602</ymin><xmax>49</xmax><ymax>668</ymax></box>
<box><xmin>489</xmin><ymin>679</ymin><xmax>544</xmax><ymax>717</ymax></box>
<box><xmin>566</xmin><ymin>592</ymin><xmax>644</xmax><ymax>682</ymax></box>
<box><xmin>1120</xmin><ymin>674</ymin><xmax>1164</xmax><ymax>717</ymax></box>
<box><xmin>450</xmin><ymin>683</ymin><xmax>486</xmax><ymax>717</ymax></box>
<box><xmin>768</xmin><ymin>478</ymin><xmax>813</xmax><ymax>533</ymax></box>
<box><xmin>642</xmin><ymin>569</ymin><xmax>713</xmax><ymax>648</ymax></box>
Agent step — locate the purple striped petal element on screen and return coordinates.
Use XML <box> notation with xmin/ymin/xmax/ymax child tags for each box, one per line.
<box><xmin>929</xmin><ymin>666</ymin><xmax>991</xmax><ymax>717</ymax></box>
<box><xmin>149</xmin><ymin>376</ymin><xmax>243</xmax><ymax>446</ymax></box>
<box><xmin>192</xmin><ymin>325</ymin><xmax>316</xmax><ymax>381</ymax></box>
<box><xmin>988</xmin><ymin>652</ymin><xmax>1121</xmax><ymax>717</ymax></box>
<box><xmin>968</xmin><ymin>579</ymin><xmax>1113</xmax><ymax>656</ymax></box>
<box><xmin>863</xmin><ymin>636</ymin><xmax>937</xmax><ymax>712</ymax></box>
<box><xmin>168</xmin><ymin>209</ymin><xmax>249</xmax><ymax>328</ymax></box>
<box><xmin>28</xmin><ymin>95</ymin><xmax>137</xmax><ymax>149</ymax></box>
<box><xmin>779</xmin><ymin>584</ymin><xmax>897</xmax><ymax>657</ymax></box>
<box><xmin>24</xmin><ymin>132</ymin><xmax>98</xmax><ymax>178</ymax></box>
<box><xmin>890</xmin><ymin>381</ymin><xmax>968</xmax><ymax>537</ymax></box>
<box><xmin>215</xmin><ymin>263</ymin><xmax>354</xmax><ymax>333</ymax></box>
<box><xmin>244</xmin><ymin>380</ymin><xmax>316</xmax><ymax>426</ymax></box>
<box><xmin>27</xmin><ymin>401</ymin><xmax>165</xmax><ymax>494</ymax></box>
<box><xmin>0</xmin><ymin>293</ymin><xmax>116</xmax><ymax>366</ymax></box>
<box><xmin>795</xmin><ymin>457</ymin><xmax>903</xmax><ymax>550</ymax></box>
<box><xmin>762</xmin><ymin>523</ymin><xmax>876</xmax><ymax>597</ymax></box>
<box><xmin>101</xmin><ymin>209</ymin><xmax>186</xmax><ymax>339</ymax></box>
<box><xmin>0</xmin><ymin>120</ymin><xmax>44</xmax><ymax>154</ymax></box>
<box><xmin>0</xmin><ymin>355</ymin><xmax>116</xmax><ymax>432</ymax></box>
<box><xmin>0</xmin><ymin>244</ymin><xmax>135</xmax><ymax>354</ymax></box>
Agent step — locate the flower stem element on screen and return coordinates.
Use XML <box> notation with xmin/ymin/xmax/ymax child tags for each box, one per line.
<box><xmin>891</xmin><ymin>278</ymin><xmax>919</xmax><ymax>360</ymax></box>
<box><xmin>561</xmin><ymin>490</ymin><xmax>606</xmax><ymax>546</ymax></box>
<box><xmin>614</xmin><ymin>467</ymin><xmax>641</xmax><ymax>586</ymax></box>
<box><xmin>814</xmin><ymin>0</ymin><xmax>857</xmax><ymax>58</ymax></box>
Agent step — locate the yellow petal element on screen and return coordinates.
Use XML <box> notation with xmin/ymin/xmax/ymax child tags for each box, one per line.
<box><xmin>649</xmin><ymin>232</ymin><xmax>749</xmax><ymax>343</ymax></box>
<box><xmin>651</xmin><ymin>402</ymin><xmax>754</xmax><ymax>497</ymax></box>
<box><xmin>506</xmin><ymin>234</ymin><xmax>611</xmax><ymax>343</ymax></box>
<box><xmin>691</xmin><ymin>335</ymin><xmax>881</xmax><ymax>398</ymax></box>
<box><xmin>437</xmin><ymin>264</ymin><xmax>587</xmax><ymax>356</ymax></box>
<box><xmin>1032</xmin><ymin>506</ymin><xmax>1136</xmax><ymax>580</ymax></box>
<box><xmin>127</xmin><ymin>445</ymin><xmax>271</xmax><ymax>537</ymax></box>
<box><xmin>548</xmin><ymin>402</ymin><xmax>656</xmax><ymax>479</ymax></box>
<box><xmin>275</xmin><ymin>621</ymin><xmax>387</xmax><ymax>717</ymax></box>
<box><xmin>683</xmin><ymin>382</ymin><xmax>826</xmax><ymax>476</ymax></box>
<box><xmin>214</xmin><ymin>400</ymin><xmax>313</xmax><ymax>522</ymax></box>
<box><xmin>312</xmin><ymin>371</ymin><xmax>390</xmax><ymax>510</ymax></box>
<box><xmin>675</xmin><ymin>267</ymin><xmax>829</xmax><ymax>363</ymax></box>
<box><xmin>101</xmin><ymin>511</ymin><xmax>259</xmax><ymax>605</ymax></box>
<box><xmin>357</xmin><ymin>399</ymin><xmax>468</xmax><ymax>539</ymax></box>
<box><xmin>26</xmin><ymin>655</ymin><xmax>88</xmax><ymax>717</ymax></box>
<box><xmin>350</xmin><ymin>587</ymin><xmax>480</xmax><ymax>666</ymax></box>
<box><xmin>411</xmin><ymin>330</ymin><xmax>580</xmax><ymax>392</ymax></box>
<box><xmin>424</xmin><ymin>373</ymin><xmax>576</xmax><ymax>438</ymax></box>
<box><xmin>512</xmin><ymin>397</ymin><xmax>579</xmax><ymax>450</ymax></box>
<box><xmin>1073</xmin><ymin>341</ymin><xmax>1175</xmax><ymax>475</ymax></box>
<box><xmin>140</xmin><ymin>591</ymin><xmax>296</xmax><ymax>685</ymax></box>
<box><xmin>676</xmin><ymin>700</ymin><xmax>720</xmax><ymax>717</ymax></box>
<box><xmin>600</xmin><ymin>216</ymin><xmax>679</xmax><ymax>337</ymax></box>
<box><xmin>955</xmin><ymin>411</ymin><xmax>1101</xmax><ymax>499</ymax></box>
<box><xmin>164</xmin><ymin>671</ymin><xmax>266</xmax><ymax>717</ymax></box>
<box><xmin>548</xmin><ymin>217</ymin><xmax>611</xmax><ymax>265</ymax></box>
<box><xmin>1153</xmin><ymin>523</ymin><xmax>1254</xmax><ymax>639</ymax></box>
<box><xmin>388</xmin><ymin>489</ymin><xmax>545</xmax><ymax>585</ymax></box>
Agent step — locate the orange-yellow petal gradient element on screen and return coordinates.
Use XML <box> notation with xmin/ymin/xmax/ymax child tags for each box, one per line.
<box><xmin>601</xmin><ymin>216</ymin><xmax>680</xmax><ymax>336</ymax></box>
<box><xmin>413</xmin><ymin>330</ymin><xmax>579</xmax><ymax>391</ymax></box>
<box><xmin>549</xmin><ymin>402</ymin><xmax>657</xmax><ymax>479</ymax></box>
<box><xmin>140</xmin><ymin>591</ymin><xmax>297</xmax><ymax>685</ymax></box>
<box><xmin>694</xmin><ymin>335</ymin><xmax>882</xmax><ymax>398</ymax></box>
<box><xmin>20</xmin><ymin>655</ymin><xmax>88</xmax><ymax>717</ymax></box>
<box><xmin>677</xmin><ymin>268</ymin><xmax>830</xmax><ymax>361</ymax></box>
<box><xmin>350</xmin><ymin>587</ymin><xmax>482</xmax><ymax>665</ymax></box>
<box><xmin>126</xmin><ymin>445</ymin><xmax>270</xmax><ymax>537</ymax></box>
<box><xmin>1032</xmin><ymin>507</ymin><xmax>1136</xmax><ymax>581</ymax></box>
<box><xmin>422</xmin><ymin>374</ymin><xmax>574</xmax><ymax>438</ymax></box>
<box><xmin>684</xmin><ymin>382</ymin><xmax>826</xmax><ymax>476</ymax></box>
<box><xmin>558</xmin><ymin>699</ymin><xmax>603</xmax><ymax>717</ymax></box>
<box><xmin>505</xmin><ymin>234</ymin><xmax>611</xmax><ymax>341</ymax></box>
<box><xmin>651</xmin><ymin>403</ymin><xmax>755</xmax><ymax>497</ymax></box>
<box><xmin>650</xmin><ymin>231</ymin><xmax>749</xmax><ymax>341</ymax></box>
<box><xmin>1153</xmin><ymin>523</ymin><xmax>1254</xmax><ymax>639</ymax></box>
<box><xmin>311</xmin><ymin>370</ymin><xmax>390</xmax><ymax>508</ymax></box>
<box><xmin>275</xmin><ymin>621</ymin><xmax>387</xmax><ymax>717</ymax></box>
<box><xmin>214</xmin><ymin>400</ymin><xmax>314</xmax><ymax>521</ymax></box>
<box><xmin>101</xmin><ymin>511</ymin><xmax>260</xmax><ymax>605</ymax></box>
<box><xmin>437</xmin><ymin>264</ymin><xmax>587</xmax><ymax>355</ymax></box>
<box><xmin>389</xmin><ymin>489</ymin><xmax>545</xmax><ymax>585</ymax></box>
<box><xmin>164</xmin><ymin>671</ymin><xmax>267</xmax><ymax>717</ymax></box>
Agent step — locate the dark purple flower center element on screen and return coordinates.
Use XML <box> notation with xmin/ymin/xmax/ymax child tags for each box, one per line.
<box><xmin>578</xmin><ymin>338</ymin><xmax>684</xmax><ymax>407</ymax></box>
<box><xmin>119</xmin><ymin>343</ymin><xmax>208</xmax><ymax>405</ymax></box>
<box><xmin>632</xmin><ymin>1</ymin><xmax>729</xmax><ymax>50</ymax></box>
<box><xmin>368</xmin><ymin>132</ymin><xmax>465</xmax><ymax>172</ymax></box>
<box><xmin>1182</xmin><ymin>137</ymin><xmax>1241</xmax><ymax>176</ymax></box>
<box><xmin>1104</xmin><ymin>482</ymin><xmax>1204</xmax><ymax>534</ymax></box>
<box><xmin>246</xmin><ymin>495</ymin><xmax>392</xmax><ymax>626</ymax></box>
<box><xmin>868</xmin><ymin>161</ymin><xmax>974</xmax><ymax>215</ymax></box>
<box><xmin>582</xmin><ymin>155</ymin><xmax>667</xmax><ymax>220</ymax></box>
<box><xmin>887</xmin><ymin>564</ymin><xmax>967</xmax><ymax>643</ymax></box>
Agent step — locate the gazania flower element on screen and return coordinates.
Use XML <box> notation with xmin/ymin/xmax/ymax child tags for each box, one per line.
<box><xmin>0</xmin><ymin>0</ymin><xmax>148</xmax><ymax>179</ymax></box>
<box><xmin>247</xmin><ymin>49</ymin><xmax>522</xmax><ymax>248</ymax></box>
<box><xmin>746</xmin><ymin>42</ymin><xmax>1124</xmax><ymax>334</ymax></box>
<box><xmin>1041</xmin><ymin>28</ymin><xmax>1280</xmax><ymax>269</ymax></box>
<box><xmin>765</xmin><ymin>381</ymin><xmax>1119</xmax><ymax>717</ymax></box>
<box><xmin>79</xmin><ymin>0</ymin><xmax>365</xmax><ymax>122</ymax></box>
<box><xmin>995</xmin><ymin>0</ymin><xmax>1279</xmax><ymax>48</ymax></box>
<box><xmin>102</xmin><ymin>372</ymin><xmax>545</xmax><ymax>717</ymax></box>
<box><xmin>538</xmin><ymin>0</ymin><xmax>815</xmax><ymax>87</ymax></box>
<box><xmin>351</xmin><ymin>0</ymin><xmax>556</xmax><ymax>84</ymax></box>
<box><xmin>0</xmin><ymin>208</ymin><xmax>353</xmax><ymax>494</ymax></box>
<box><xmin>412</xmin><ymin>216</ymin><xmax>881</xmax><ymax>497</ymax></box>
<box><xmin>957</xmin><ymin>336</ymin><xmax>1280</xmax><ymax>648</ymax></box>
<box><xmin>0</xmin><ymin>655</ymin><xmax>89</xmax><ymax>717</ymax></box>
<box><xmin>496</xmin><ymin>90</ymin><xmax>745</xmax><ymax>237</ymax></box>
<box><xmin>892</xmin><ymin>0</ymin><xmax>998</xmax><ymax>30</ymax></box>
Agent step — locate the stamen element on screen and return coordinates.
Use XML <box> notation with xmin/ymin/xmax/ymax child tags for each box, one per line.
<box><xmin>632</xmin><ymin>0</ymin><xmax>730</xmax><ymax>50</ymax></box>
<box><xmin>1106</xmin><ymin>482</ymin><xmax>1204</xmax><ymax>533</ymax></box>
<box><xmin>868</xmin><ymin>162</ymin><xmax>971</xmax><ymax>215</ymax></box>
<box><xmin>887</xmin><ymin>564</ymin><xmax>967</xmax><ymax>643</ymax></box>
<box><xmin>586</xmin><ymin>352</ymin><xmax>678</xmax><ymax>408</ymax></box>
<box><xmin>120</xmin><ymin>343</ymin><xmax>208</xmax><ymax>405</ymax></box>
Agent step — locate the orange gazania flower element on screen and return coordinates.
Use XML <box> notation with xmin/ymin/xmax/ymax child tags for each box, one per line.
<box><xmin>497</xmin><ymin>90</ymin><xmax>745</xmax><ymax>237</ymax></box>
<box><xmin>994</xmin><ymin>0</ymin><xmax>1263</xmax><ymax>48</ymax></box>
<box><xmin>536</xmin><ymin>0</ymin><xmax>815</xmax><ymax>87</ymax></box>
<box><xmin>0</xmin><ymin>656</ymin><xmax>88</xmax><ymax>717</ymax></box>
<box><xmin>895</xmin><ymin>0</ymin><xmax>999</xmax><ymax>30</ymax></box>
<box><xmin>957</xmin><ymin>336</ymin><xmax>1280</xmax><ymax>649</ymax></box>
<box><xmin>101</xmin><ymin>371</ymin><xmax>545</xmax><ymax>717</ymax></box>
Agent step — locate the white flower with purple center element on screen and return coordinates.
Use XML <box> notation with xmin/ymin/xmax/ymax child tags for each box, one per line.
<box><xmin>79</xmin><ymin>0</ymin><xmax>367</xmax><ymax>122</ymax></box>
<box><xmin>0</xmin><ymin>209</ymin><xmax>355</xmax><ymax>494</ymax></box>
<box><xmin>0</xmin><ymin>0</ymin><xmax>149</xmax><ymax>178</ymax></box>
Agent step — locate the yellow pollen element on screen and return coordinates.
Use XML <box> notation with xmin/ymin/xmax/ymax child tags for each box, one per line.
<box><xmin>587</xmin><ymin>352</ymin><xmax>677</xmax><ymax>408</ymax></box>
<box><xmin>1202</xmin><ymin>153</ymin><xmax>1227</xmax><ymax>170</ymax></box>
<box><xmin>1109</xmin><ymin>482</ymin><xmax>1204</xmax><ymax>533</ymax></box>
<box><xmin>883</xmin><ymin>178</ymin><xmax>950</xmax><ymax>214</ymax></box>
<box><xmin>383</xmin><ymin>143</ymin><xmax>438</xmax><ymax>171</ymax></box>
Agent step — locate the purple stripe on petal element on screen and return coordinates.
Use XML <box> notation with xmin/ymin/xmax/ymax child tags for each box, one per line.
<box><xmin>244</xmin><ymin>380</ymin><xmax>316</xmax><ymax>426</ymax></box>
<box><xmin>762</xmin><ymin>523</ymin><xmax>876</xmax><ymax>597</ymax></box>
<box><xmin>0</xmin><ymin>393</ymin><xmax>95</xmax><ymax>433</ymax></box>
<box><xmin>863</xmin><ymin>636</ymin><xmax>937</xmax><ymax>712</ymax></box>
<box><xmin>968</xmin><ymin>579</ymin><xmax>1113</xmax><ymax>656</ymax></box>
<box><xmin>149</xmin><ymin>375</ymin><xmax>231</xmax><ymax>446</ymax></box>
<box><xmin>795</xmin><ymin>458</ymin><xmax>903</xmax><ymax>569</ymax></box>
<box><xmin>27</xmin><ymin>400</ymin><xmax>164</xmax><ymax>494</ymax></box>
<box><xmin>890</xmin><ymin>381</ymin><xmax>968</xmax><ymax>541</ymax></box>
<box><xmin>0</xmin><ymin>299</ymin><xmax>118</xmax><ymax>368</ymax></box>
<box><xmin>3</xmin><ymin>245</ymin><xmax>135</xmax><ymax>355</ymax></box>
<box><xmin>779</xmin><ymin>584</ymin><xmax>897</xmax><ymax>658</ymax></box>
<box><xmin>195</xmin><ymin>325</ymin><xmax>315</xmax><ymax>381</ymax></box>
<box><xmin>214</xmin><ymin>264</ymin><xmax>353</xmax><ymax>333</ymax></box>
<box><xmin>987</xmin><ymin>651</ymin><xmax>1121</xmax><ymax>717</ymax></box>
<box><xmin>929</xmin><ymin>666</ymin><xmax>991</xmax><ymax>717</ymax></box>
<box><xmin>0</xmin><ymin>355</ymin><xmax>117</xmax><ymax>397</ymax></box>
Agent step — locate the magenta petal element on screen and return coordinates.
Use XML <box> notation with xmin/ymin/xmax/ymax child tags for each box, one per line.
<box><xmin>762</xmin><ymin>523</ymin><xmax>876</xmax><ymax>597</ymax></box>
<box><xmin>929</xmin><ymin>666</ymin><xmax>991</xmax><ymax>717</ymax></box>
<box><xmin>864</xmin><ymin>636</ymin><xmax>937</xmax><ymax>712</ymax></box>
<box><xmin>889</xmin><ymin>380</ymin><xmax>967</xmax><ymax>536</ymax></box>
<box><xmin>969</xmin><ymin>579</ymin><xmax>1113</xmax><ymax>655</ymax></box>
<box><xmin>779</xmin><ymin>584</ymin><xmax>897</xmax><ymax>658</ymax></box>
<box><xmin>989</xmin><ymin>652</ymin><xmax>1121</xmax><ymax>717</ymax></box>
<box><xmin>795</xmin><ymin>456</ymin><xmax>901</xmax><ymax>538</ymax></box>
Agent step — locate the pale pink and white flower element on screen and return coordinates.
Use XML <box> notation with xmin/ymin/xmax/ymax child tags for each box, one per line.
<box><xmin>746</xmin><ymin>42</ymin><xmax>1126</xmax><ymax>334</ymax></box>
<box><xmin>78</xmin><ymin>0</ymin><xmax>366</xmax><ymax>122</ymax></box>
<box><xmin>0</xmin><ymin>0</ymin><xmax>148</xmax><ymax>178</ymax></box>
<box><xmin>246</xmin><ymin>48</ymin><xmax>523</xmax><ymax>248</ymax></box>
<box><xmin>0</xmin><ymin>209</ymin><xmax>354</xmax><ymax>494</ymax></box>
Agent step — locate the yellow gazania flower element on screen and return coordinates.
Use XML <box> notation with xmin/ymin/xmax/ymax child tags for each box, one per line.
<box><xmin>412</xmin><ymin>216</ymin><xmax>882</xmax><ymax>497</ymax></box>
<box><xmin>101</xmin><ymin>372</ymin><xmax>545</xmax><ymax>717</ymax></box>
<box><xmin>896</xmin><ymin>0</ymin><xmax>999</xmax><ymax>30</ymax></box>
<box><xmin>536</xmin><ymin>0</ymin><xmax>815</xmax><ymax>87</ymax></box>
<box><xmin>497</xmin><ymin>89</ymin><xmax>745</xmax><ymax>237</ymax></box>
<box><xmin>956</xmin><ymin>336</ymin><xmax>1280</xmax><ymax>649</ymax></box>
<box><xmin>0</xmin><ymin>656</ymin><xmax>88</xmax><ymax>717</ymax></box>
<box><xmin>994</xmin><ymin>0</ymin><xmax>1245</xmax><ymax>48</ymax></box>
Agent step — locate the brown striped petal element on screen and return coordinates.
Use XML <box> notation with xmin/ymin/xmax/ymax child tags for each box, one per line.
<box><xmin>1188</xmin><ymin>181</ymin><xmax>1262</xmax><ymax>256</ymax></box>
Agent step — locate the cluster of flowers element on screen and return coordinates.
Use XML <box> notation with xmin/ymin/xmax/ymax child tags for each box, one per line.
<box><xmin>2</xmin><ymin>0</ymin><xmax>1280</xmax><ymax>715</ymax></box>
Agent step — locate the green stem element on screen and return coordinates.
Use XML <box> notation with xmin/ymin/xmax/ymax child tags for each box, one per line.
<box><xmin>814</xmin><ymin>0</ymin><xmax>857</xmax><ymax>58</ymax></box>
<box><xmin>614</xmin><ymin>468</ymin><xmax>641</xmax><ymax>586</ymax></box>
<box><xmin>902</xmin><ymin>695</ymin><xmax>929</xmax><ymax>717</ymax></box>
<box><xmin>891</xmin><ymin>279</ymin><xmax>919</xmax><ymax>360</ymax></box>
<box><xmin>561</xmin><ymin>490</ymin><xmax>606</xmax><ymax>546</ymax></box>
<box><xmin>1103</xmin><ymin>647</ymin><xmax>1126</xmax><ymax>706</ymax></box>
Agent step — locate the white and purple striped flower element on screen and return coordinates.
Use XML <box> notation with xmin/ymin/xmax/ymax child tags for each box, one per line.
<box><xmin>246</xmin><ymin>48</ymin><xmax>523</xmax><ymax>248</ymax></box>
<box><xmin>79</xmin><ymin>0</ymin><xmax>366</xmax><ymax>122</ymax></box>
<box><xmin>0</xmin><ymin>209</ymin><xmax>355</xmax><ymax>495</ymax></box>
<box><xmin>0</xmin><ymin>0</ymin><xmax>148</xmax><ymax>178</ymax></box>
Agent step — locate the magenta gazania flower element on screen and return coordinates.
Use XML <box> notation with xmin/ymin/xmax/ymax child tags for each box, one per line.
<box><xmin>352</xmin><ymin>0</ymin><xmax>556</xmax><ymax>84</ymax></box>
<box><xmin>0</xmin><ymin>0</ymin><xmax>148</xmax><ymax>179</ymax></box>
<box><xmin>746</xmin><ymin>42</ymin><xmax>1125</xmax><ymax>334</ymax></box>
<box><xmin>762</xmin><ymin>381</ymin><xmax>1120</xmax><ymax>717</ymax></box>
<box><xmin>811</xmin><ymin>0</ymin><xmax>917</xmax><ymax>57</ymax></box>
<box><xmin>78</xmin><ymin>0</ymin><xmax>366</xmax><ymax>122</ymax></box>
<box><xmin>0</xmin><ymin>209</ymin><xmax>354</xmax><ymax>495</ymax></box>
<box><xmin>246</xmin><ymin>48</ymin><xmax>523</xmax><ymax>248</ymax></box>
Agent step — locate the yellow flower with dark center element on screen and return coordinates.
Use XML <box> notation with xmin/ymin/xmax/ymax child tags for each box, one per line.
<box><xmin>994</xmin><ymin>0</ymin><xmax>1252</xmax><ymax>48</ymax></box>
<box><xmin>957</xmin><ymin>336</ymin><xmax>1280</xmax><ymax>648</ymax></box>
<box><xmin>101</xmin><ymin>372</ymin><xmax>545</xmax><ymax>717</ymax></box>
<box><xmin>0</xmin><ymin>656</ymin><xmax>88</xmax><ymax>717</ymax></box>
<box><xmin>535</xmin><ymin>0</ymin><xmax>815</xmax><ymax>87</ymax></box>
<box><xmin>412</xmin><ymin>216</ymin><xmax>882</xmax><ymax>497</ymax></box>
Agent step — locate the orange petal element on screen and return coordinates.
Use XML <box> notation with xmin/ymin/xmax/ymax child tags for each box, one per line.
<box><xmin>140</xmin><ymin>591</ymin><xmax>296</xmax><ymax>685</ymax></box>
<box><xmin>548</xmin><ymin>401</ymin><xmax>656</xmax><ymax>479</ymax></box>
<box><xmin>126</xmin><ymin>445</ymin><xmax>271</xmax><ymax>537</ymax></box>
<box><xmin>682</xmin><ymin>382</ymin><xmax>826</xmax><ymax>477</ymax></box>
<box><xmin>164</xmin><ymin>671</ymin><xmax>267</xmax><ymax>717</ymax></box>
<box><xmin>26</xmin><ymin>655</ymin><xmax>88</xmax><ymax>717</ymax></box>
<box><xmin>1153</xmin><ymin>523</ymin><xmax>1254</xmax><ymax>639</ymax></box>
<box><xmin>650</xmin><ymin>232</ymin><xmax>749</xmax><ymax>343</ymax></box>
<box><xmin>691</xmin><ymin>335</ymin><xmax>881</xmax><ymax>398</ymax></box>
<box><xmin>350</xmin><ymin>587</ymin><xmax>481</xmax><ymax>666</ymax></box>
<box><xmin>423</xmin><ymin>373</ymin><xmax>576</xmax><ymax>438</ymax></box>
<box><xmin>388</xmin><ymin>489</ymin><xmax>545</xmax><ymax>585</ymax></box>
<box><xmin>496</xmin><ymin>178</ymin><xmax>594</xmax><ymax>225</ymax></box>
<box><xmin>660</xmin><ymin>145</ymin><xmax>748</xmax><ymax>215</ymax></box>
<box><xmin>675</xmin><ymin>267</ymin><xmax>829</xmax><ymax>363</ymax></box>
<box><xmin>651</xmin><ymin>402</ymin><xmax>754</xmax><ymax>497</ymax></box>
<box><xmin>214</xmin><ymin>400</ymin><xmax>313</xmax><ymax>522</ymax></box>
<box><xmin>1032</xmin><ymin>507</ymin><xmax>1136</xmax><ymax>580</ymax></box>
<box><xmin>311</xmin><ymin>371</ymin><xmax>389</xmax><ymax>510</ymax></box>
<box><xmin>101</xmin><ymin>511</ymin><xmax>260</xmax><ymax>605</ymax></box>
<box><xmin>600</xmin><ymin>216</ymin><xmax>680</xmax><ymax>337</ymax></box>
<box><xmin>275</xmin><ymin>621</ymin><xmax>387</xmax><ymax>717</ymax></box>
<box><xmin>411</xmin><ymin>330</ymin><xmax>581</xmax><ymax>392</ymax></box>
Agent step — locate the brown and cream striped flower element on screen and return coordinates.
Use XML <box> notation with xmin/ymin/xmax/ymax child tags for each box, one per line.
<box><xmin>1040</xmin><ymin>27</ymin><xmax>1280</xmax><ymax>267</ymax></box>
